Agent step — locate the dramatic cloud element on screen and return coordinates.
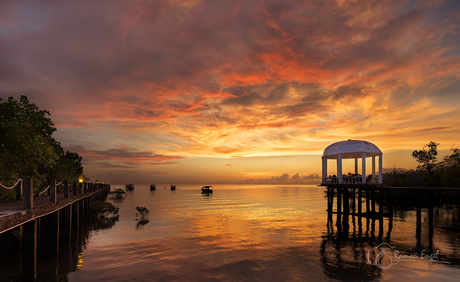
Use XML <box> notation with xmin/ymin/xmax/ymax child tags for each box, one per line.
<box><xmin>1</xmin><ymin>0</ymin><xmax>459</xmax><ymax>183</ymax></box>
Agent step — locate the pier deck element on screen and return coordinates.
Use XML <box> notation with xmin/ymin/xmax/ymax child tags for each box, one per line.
<box><xmin>0</xmin><ymin>186</ymin><xmax>110</xmax><ymax>233</ymax></box>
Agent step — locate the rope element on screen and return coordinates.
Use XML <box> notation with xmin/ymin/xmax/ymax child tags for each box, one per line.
<box><xmin>38</xmin><ymin>185</ymin><xmax>50</xmax><ymax>196</ymax></box>
<box><xmin>38</xmin><ymin>182</ymin><xmax>63</xmax><ymax>196</ymax></box>
<box><xmin>0</xmin><ymin>179</ymin><xmax>22</xmax><ymax>190</ymax></box>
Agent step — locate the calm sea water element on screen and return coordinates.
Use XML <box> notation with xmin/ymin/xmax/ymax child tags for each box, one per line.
<box><xmin>1</xmin><ymin>185</ymin><xmax>460</xmax><ymax>281</ymax></box>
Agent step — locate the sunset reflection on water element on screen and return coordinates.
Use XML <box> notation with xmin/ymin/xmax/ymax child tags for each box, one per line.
<box><xmin>1</xmin><ymin>185</ymin><xmax>457</xmax><ymax>281</ymax></box>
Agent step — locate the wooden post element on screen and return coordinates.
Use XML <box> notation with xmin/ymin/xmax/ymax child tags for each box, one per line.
<box><xmin>358</xmin><ymin>187</ymin><xmax>362</xmax><ymax>216</ymax></box>
<box><xmin>343</xmin><ymin>188</ymin><xmax>349</xmax><ymax>215</ymax></box>
<box><xmin>352</xmin><ymin>187</ymin><xmax>356</xmax><ymax>215</ymax></box>
<box><xmin>330</xmin><ymin>187</ymin><xmax>334</xmax><ymax>215</ymax></box>
<box><xmin>62</xmin><ymin>205</ymin><xmax>72</xmax><ymax>238</ymax></box>
<box><xmin>387</xmin><ymin>189</ymin><xmax>393</xmax><ymax>220</ymax></box>
<box><xmin>327</xmin><ymin>187</ymin><xmax>332</xmax><ymax>213</ymax></box>
<box><xmin>337</xmin><ymin>187</ymin><xmax>342</xmax><ymax>214</ymax></box>
<box><xmin>342</xmin><ymin>188</ymin><xmax>349</xmax><ymax>231</ymax></box>
<box><xmin>428</xmin><ymin>192</ymin><xmax>434</xmax><ymax>227</ymax></box>
<box><xmin>366</xmin><ymin>189</ymin><xmax>370</xmax><ymax>213</ymax></box>
<box><xmin>64</xmin><ymin>180</ymin><xmax>69</xmax><ymax>198</ymax></box>
<box><xmin>50</xmin><ymin>179</ymin><xmax>57</xmax><ymax>203</ymax></box>
<box><xmin>73</xmin><ymin>181</ymin><xmax>77</xmax><ymax>196</ymax></box>
<box><xmin>50</xmin><ymin>210</ymin><xmax>60</xmax><ymax>253</ymax></box>
<box><xmin>23</xmin><ymin>178</ymin><xmax>33</xmax><ymax>210</ymax></box>
<box><xmin>22</xmin><ymin>219</ymin><xmax>37</xmax><ymax>280</ymax></box>
<box><xmin>79</xmin><ymin>199</ymin><xmax>84</xmax><ymax>222</ymax></box>
<box><xmin>416</xmin><ymin>191</ymin><xmax>422</xmax><ymax>230</ymax></box>
<box><xmin>72</xmin><ymin>203</ymin><xmax>79</xmax><ymax>230</ymax></box>
<box><xmin>371</xmin><ymin>189</ymin><xmax>376</xmax><ymax>214</ymax></box>
<box><xmin>428</xmin><ymin>191</ymin><xmax>434</xmax><ymax>253</ymax></box>
<box><xmin>379</xmin><ymin>189</ymin><xmax>384</xmax><ymax>216</ymax></box>
<box><xmin>16</xmin><ymin>179</ymin><xmax>22</xmax><ymax>200</ymax></box>
<box><xmin>416</xmin><ymin>190</ymin><xmax>421</xmax><ymax>250</ymax></box>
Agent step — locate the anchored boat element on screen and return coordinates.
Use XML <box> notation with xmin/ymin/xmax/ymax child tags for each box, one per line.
<box><xmin>201</xmin><ymin>186</ymin><xmax>213</xmax><ymax>194</ymax></box>
<box><xmin>171</xmin><ymin>185</ymin><xmax>176</xmax><ymax>190</ymax></box>
<box><xmin>125</xmin><ymin>184</ymin><xmax>134</xmax><ymax>190</ymax></box>
<box><xmin>150</xmin><ymin>184</ymin><xmax>156</xmax><ymax>191</ymax></box>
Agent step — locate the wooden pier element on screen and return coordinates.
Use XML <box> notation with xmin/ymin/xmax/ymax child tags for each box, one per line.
<box><xmin>323</xmin><ymin>183</ymin><xmax>460</xmax><ymax>247</ymax></box>
<box><xmin>0</xmin><ymin>178</ymin><xmax>111</xmax><ymax>280</ymax></box>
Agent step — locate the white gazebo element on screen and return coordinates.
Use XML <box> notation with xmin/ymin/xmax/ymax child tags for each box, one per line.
<box><xmin>321</xmin><ymin>139</ymin><xmax>383</xmax><ymax>184</ymax></box>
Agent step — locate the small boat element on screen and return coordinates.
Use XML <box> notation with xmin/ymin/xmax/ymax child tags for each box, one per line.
<box><xmin>126</xmin><ymin>184</ymin><xmax>134</xmax><ymax>190</ymax></box>
<box><xmin>201</xmin><ymin>186</ymin><xmax>213</xmax><ymax>194</ymax></box>
<box><xmin>170</xmin><ymin>185</ymin><xmax>176</xmax><ymax>190</ymax></box>
<box><xmin>150</xmin><ymin>184</ymin><xmax>156</xmax><ymax>191</ymax></box>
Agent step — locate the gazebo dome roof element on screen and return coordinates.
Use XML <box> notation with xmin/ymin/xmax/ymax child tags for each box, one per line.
<box><xmin>323</xmin><ymin>139</ymin><xmax>382</xmax><ymax>159</ymax></box>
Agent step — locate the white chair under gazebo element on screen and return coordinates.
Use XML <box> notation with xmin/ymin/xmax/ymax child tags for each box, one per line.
<box><xmin>321</xmin><ymin>139</ymin><xmax>383</xmax><ymax>185</ymax></box>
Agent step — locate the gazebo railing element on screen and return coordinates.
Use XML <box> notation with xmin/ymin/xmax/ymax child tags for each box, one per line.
<box><xmin>322</xmin><ymin>176</ymin><xmax>379</xmax><ymax>184</ymax></box>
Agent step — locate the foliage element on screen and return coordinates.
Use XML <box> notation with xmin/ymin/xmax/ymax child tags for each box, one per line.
<box><xmin>135</xmin><ymin>206</ymin><xmax>150</xmax><ymax>220</ymax></box>
<box><xmin>440</xmin><ymin>148</ymin><xmax>460</xmax><ymax>187</ymax></box>
<box><xmin>0</xmin><ymin>96</ymin><xmax>83</xmax><ymax>202</ymax></box>
<box><xmin>385</xmin><ymin>142</ymin><xmax>460</xmax><ymax>187</ymax></box>
<box><xmin>383</xmin><ymin>168</ymin><xmax>425</xmax><ymax>187</ymax></box>
<box><xmin>89</xmin><ymin>201</ymin><xmax>119</xmax><ymax>218</ymax></box>
<box><xmin>109</xmin><ymin>188</ymin><xmax>127</xmax><ymax>198</ymax></box>
<box><xmin>411</xmin><ymin>141</ymin><xmax>442</xmax><ymax>186</ymax></box>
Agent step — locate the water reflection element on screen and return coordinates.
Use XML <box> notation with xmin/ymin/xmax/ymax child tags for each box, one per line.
<box><xmin>136</xmin><ymin>219</ymin><xmax>150</xmax><ymax>229</ymax></box>
<box><xmin>321</xmin><ymin>188</ymin><xmax>460</xmax><ymax>281</ymax></box>
<box><xmin>1</xmin><ymin>185</ymin><xmax>460</xmax><ymax>281</ymax></box>
<box><xmin>0</xmin><ymin>202</ymin><xmax>118</xmax><ymax>281</ymax></box>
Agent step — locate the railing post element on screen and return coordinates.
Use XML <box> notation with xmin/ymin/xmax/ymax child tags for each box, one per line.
<box><xmin>50</xmin><ymin>179</ymin><xmax>57</xmax><ymax>203</ymax></box>
<box><xmin>64</xmin><ymin>180</ymin><xmax>69</xmax><ymax>198</ymax></box>
<box><xmin>73</xmin><ymin>181</ymin><xmax>77</xmax><ymax>196</ymax></box>
<box><xmin>23</xmin><ymin>178</ymin><xmax>33</xmax><ymax>210</ymax></box>
<box><xmin>16</xmin><ymin>179</ymin><xmax>22</xmax><ymax>200</ymax></box>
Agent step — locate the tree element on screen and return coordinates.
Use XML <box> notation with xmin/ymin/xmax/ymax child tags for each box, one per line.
<box><xmin>411</xmin><ymin>141</ymin><xmax>442</xmax><ymax>186</ymax></box>
<box><xmin>442</xmin><ymin>148</ymin><xmax>460</xmax><ymax>187</ymax></box>
<box><xmin>0</xmin><ymin>96</ymin><xmax>84</xmax><ymax>201</ymax></box>
<box><xmin>0</xmin><ymin>96</ymin><xmax>58</xmax><ymax>198</ymax></box>
<box><xmin>49</xmin><ymin>139</ymin><xmax>83</xmax><ymax>183</ymax></box>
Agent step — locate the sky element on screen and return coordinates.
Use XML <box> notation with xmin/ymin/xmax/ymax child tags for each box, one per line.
<box><xmin>1</xmin><ymin>0</ymin><xmax>460</xmax><ymax>185</ymax></box>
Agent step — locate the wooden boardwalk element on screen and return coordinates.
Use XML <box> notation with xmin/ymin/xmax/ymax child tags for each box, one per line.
<box><xmin>0</xmin><ymin>185</ymin><xmax>110</xmax><ymax>233</ymax></box>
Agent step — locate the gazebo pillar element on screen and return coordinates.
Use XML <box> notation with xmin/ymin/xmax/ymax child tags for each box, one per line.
<box><xmin>362</xmin><ymin>152</ymin><xmax>366</xmax><ymax>183</ymax></box>
<box><xmin>372</xmin><ymin>156</ymin><xmax>376</xmax><ymax>183</ymax></box>
<box><xmin>379</xmin><ymin>153</ymin><xmax>383</xmax><ymax>184</ymax></box>
<box><xmin>338</xmin><ymin>154</ymin><xmax>343</xmax><ymax>184</ymax></box>
<box><xmin>354</xmin><ymin>158</ymin><xmax>358</xmax><ymax>174</ymax></box>
<box><xmin>322</xmin><ymin>156</ymin><xmax>327</xmax><ymax>184</ymax></box>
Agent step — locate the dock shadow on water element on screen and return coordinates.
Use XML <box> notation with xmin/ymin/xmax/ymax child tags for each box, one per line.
<box><xmin>0</xmin><ymin>185</ymin><xmax>460</xmax><ymax>281</ymax></box>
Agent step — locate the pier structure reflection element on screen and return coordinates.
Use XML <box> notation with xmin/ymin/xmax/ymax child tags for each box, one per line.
<box><xmin>324</xmin><ymin>184</ymin><xmax>460</xmax><ymax>250</ymax></box>
<box><xmin>0</xmin><ymin>188</ymin><xmax>116</xmax><ymax>281</ymax></box>
<box><xmin>321</xmin><ymin>185</ymin><xmax>460</xmax><ymax>281</ymax></box>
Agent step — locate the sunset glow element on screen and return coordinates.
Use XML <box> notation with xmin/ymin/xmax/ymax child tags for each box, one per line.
<box><xmin>1</xmin><ymin>0</ymin><xmax>459</xmax><ymax>184</ymax></box>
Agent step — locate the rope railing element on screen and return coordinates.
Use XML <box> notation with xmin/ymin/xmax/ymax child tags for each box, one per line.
<box><xmin>1</xmin><ymin>178</ymin><xmax>109</xmax><ymax>199</ymax></box>
<box><xmin>38</xmin><ymin>182</ymin><xmax>63</xmax><ymax>196</ymax></box>
<box><xmin>0</xmin><ymin>179</ymin><xmax>23</xmax><ymax>190</ymax></box>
